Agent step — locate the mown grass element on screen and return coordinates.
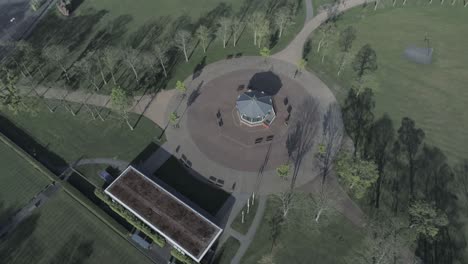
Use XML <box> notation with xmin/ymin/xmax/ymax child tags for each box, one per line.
<box><xmin>0</xmin><ymin>141</ymin><xmax>50</xmax><ymax>224</ymax></box>
<box><xmin>0</xmin><ymin>190</ymin><xmax>152</xmax><ymax>264</ymax></box>
<box><xmin>213</xmin><ymin>236</ymin><xmax>241</xmax><ymax>264</ymax></box>
<box><xmin>307</xmin><ymin>5</ymin><xmax>468</xmax><ymax>162</ymax></box>
<box><xmin>241</xmin><ymin>194</ymin><xmax>364</xmax><ymax>264</ymax></box>
<box><xmin>231</xmin><ymin>197</ymin><xmax>259</xmax><ymax>235</ymax></box>
<box><xmin>0</xmin><ymin>99</ymin><xmax>164</xmax><ymax>165</ymax></box>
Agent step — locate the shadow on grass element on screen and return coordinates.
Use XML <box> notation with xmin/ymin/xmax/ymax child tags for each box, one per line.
<box><xmin>49</xmin><ymin>233</ymin><xmax>94</xmax><ymax>264</ymax></box>
<box><xmin>0</xmin><ymin>115</ymin><xmax>68</xmax><ymax>174</ymax></box>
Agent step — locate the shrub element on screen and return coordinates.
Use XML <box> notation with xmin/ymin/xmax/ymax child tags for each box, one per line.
<box><xmin>171</xmin><ymin>248</ymin><xmax>196</xmax><ymax>264</ymax></box>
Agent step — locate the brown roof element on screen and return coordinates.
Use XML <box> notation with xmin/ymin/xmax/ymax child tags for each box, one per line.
<box><xmin>105</xmin><ymin>167</ymin><xmax>222</xmax><ymax>261</ymax></box>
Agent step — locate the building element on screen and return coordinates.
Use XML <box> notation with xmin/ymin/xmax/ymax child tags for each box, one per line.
<box><xmin>236</xmin><ymin>90</ymin><xmax>276</xmax><ymax>127</ymax></box>
<box><xmin>105</xmin><ymin>166</ymin><xmax>222</xmax><ymax>263</ymax></box>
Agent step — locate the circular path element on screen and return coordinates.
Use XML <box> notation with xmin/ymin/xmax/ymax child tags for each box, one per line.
<box><xmin>163</xmin><ymin>56</ymin><xmax>342</xmax><ymax>195</ymax></box>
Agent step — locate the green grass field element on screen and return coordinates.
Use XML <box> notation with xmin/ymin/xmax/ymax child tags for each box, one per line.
<box><xmin>241</xmin><ymin>195</ymin><xmax>364</xmax><ymax>263</ymax></box>
<box><xmin>0</xmin><ymin>100</ymin><xmax>164</xmax><ymax>165</ymax></box>
<box><xmin>213</xmin><ymin>237</ymin><xmax>241</xmax><ymax>264</ymax></box>
<box><xmin>0</xmin><ymin>141</ymin><xmax>50</xmax><ymax>224</ymax></box>
<box><xmin>307</xmin><ymin>5</ymin><xmax>468</xmax><ymax>162</ymax></box>
<box><xmin>26</xmin><ymin>0</ymin><xmax>305</xmax><ymax>94</ymax></box>
<box><xmin>0</xmin><ymin>190</ymin><xmax>152</xmax><ymax>264</ymax></box>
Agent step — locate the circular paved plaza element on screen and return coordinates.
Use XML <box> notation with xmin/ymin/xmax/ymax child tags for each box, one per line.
<box><xmin>187</xmin><ymin>69</ymin><xmax>313</xmax><ymax>172</ymax></box>
<box><xmin>164</xmin><ymin>57</ymin><xmax>342</xmax><ymax>194</ymax></box>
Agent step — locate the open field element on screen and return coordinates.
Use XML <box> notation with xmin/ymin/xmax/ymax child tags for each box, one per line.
<box><xmin>25</xmin><ymin>0</ymin><xmax>306</xmax><ymax>95</ymax></box>
<box><xmin>0</xmin><ymin>100</ymin><xmax>164</xmax><ymax>167</ymax></box>
<box><xmin>0</xmin><ymin>190</ymin><xmax>152</xmax><ymax>264</ymax></box>
<box><xmin>307</xmin><ymin>5</ymin><xmax>468</xmax><ymax>162</ymax></box>
<box><xmin>0</xmin><ymin>141</ymin><xmax>50</xmax><ymax>224</ymax></box>
<box><xmin>241</xmin><ymin>195</ymin><xmax>364</xmax><ymax>264</ymax></box>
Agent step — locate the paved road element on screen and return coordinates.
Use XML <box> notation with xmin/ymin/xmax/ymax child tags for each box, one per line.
<box><xmin>305</xmin><ymin>0</ymin><xmax>314</xmax><ymax>22</ymax></box>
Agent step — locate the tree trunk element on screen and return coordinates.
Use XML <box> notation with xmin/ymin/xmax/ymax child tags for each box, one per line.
<box><xmin>233</xmin><ymin>33</ymin><xmax>238</xmax><ymax>47</ymax></box>
<box><xmin>393</xmin><ymin>0</ymin><xmax>397</xmax><ymax>6</ymax></box>
<box><xmin>409</xmin><ymin>156</ymin><xmax>415</xmax><ymax>197</ymax></box>
<box><xmin>111</xmin><ymin>70</ymin><xmax>117</xmax><ymax>85</ymax></box>
<box><xmin>403</xmin><ymin>0</ymin><xmax>407</xmax><ymax>5</ymax></box>
<box><xmin>125</xmin><ymin>117</ymin><xmax>134</xmax><ymax>131</ymax></box>
<box><xmin>315</xmin><ymin>208</ymin><xmax>323</xmax><ymax>222</ymax></box>
<box><xmin>374</xmin><ymin>0</ymin><xmax>379</xmax><ymax>10</ymax></box>
<box><xmin>337</xmin><ymin>56</ymin><xmax>346</xmax><ymax>76</ymax></box>
<box><xmin>202</xmin><ymin>40</ymin><xmax>207</xmax><ymax>53</ymax></box>
<box><xmin>451</xmin><ymin>0</ymin><xmax>456</xmax><ymax>5</ymax></box>
<box><xmin>100</xmin><ymin>70</ymin><xmax>107</xmax><ymax>85</ymax></box>
<box><xmin>321</xmin><ymin>54</ymin><xmax>325</xmax><ymax>63</ymax></box>
<box><xmin>254</xmin><ymin>31</ymin><xmax>257</xmax><ymax>45</ymax></box>
<box><xmin>183</xmin><ymin>45</ymin><xmax>188</xmax><ymax>62</ymax></box>
<box><xmin>159</xmin><ymin>59</ymin><xmax>167</xmax><ymax>77</ymax></box>
<box><xmin>465</xmin><ymin>0</ymin><xmax>468</xmax><ymax>6</ymax></box>
<box><xmin>429</xmin><ymin>0</ymin><xmax>433</xmax><ymax>4</ymax></box>
<box><xmin>129</xmin><ymin>63</ymin><xmax>139</xmax><ymax>83</ymax></box>
<box><xmin>279</xmin><ymin>26</ymin><xmax>283</xmax><ymax>38</ymax></box>
<box><xmin>441</xmin><ymin>0</ymin><xmax>445</xmax><ymax>5</ymax></box>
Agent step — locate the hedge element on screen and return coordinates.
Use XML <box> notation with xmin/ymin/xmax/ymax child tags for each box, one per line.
<box><xmin>95</xmin><ymin>189</ymin><xmax>166</xmax><ymax>247</ymax></box>
<box><xmin>170</xmin><ymin>248</ymin><xmax>196</xmax><ymax>264</ymax></box>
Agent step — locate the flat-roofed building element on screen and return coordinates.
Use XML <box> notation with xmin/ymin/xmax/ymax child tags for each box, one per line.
<box><xmin>105</xmin><ymin>166</ymin><xmax>222</xmax><ymax>262</ymax></box>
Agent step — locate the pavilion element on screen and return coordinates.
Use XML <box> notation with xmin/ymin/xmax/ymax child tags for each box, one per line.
<box><xmin>236</xmin><ymin>90</ymin><xmax>276</xmax><ymax>127</ymax></box>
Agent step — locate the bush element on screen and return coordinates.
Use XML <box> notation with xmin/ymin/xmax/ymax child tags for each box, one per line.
<box><xmin>171</xmin><ymin>248</ymin><xmax>196</xmax><ymax>264</ymax></box>
<box><xmin>95</xmin><ymin>189</ymin><xmax>166</xmax><ymax>247</ymax></box>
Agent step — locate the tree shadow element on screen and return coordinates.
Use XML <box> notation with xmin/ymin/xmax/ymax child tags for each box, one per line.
<box><xmin>81</xmin><ymin>15</ymin><xmax>133</xmax><ymax>53</ymax></box>
<box><xmin>49</xmin><ymin>233</ymin><xmax>94</xmax><ymax>264</ymax></box>
<box><xmin>192</xmin><ymin>56</ymin><xmax>206</xmax><ymax>80</ymax></box>
<box><xmin>286</xmin><ymin>97</ymin><xmax>320</xmax><ymax>189</ymax></box>
<box><xmin>0</xmin><ymin>214</ymin><xmax>42</xmax><ymax>262</ymax></box>
<box><xmin>194</xmin><ymin>3</ymin><xmax>232</xmax><ymax>29</ymax></box>
<box><xmin>247</xmin><ymin>71</ymin><xmax>283</xmax><ymax>95</ymax></box>
<box><xmin>303</xmin><ymin>38</ymin><xmax>312</xmax><ymax>59</ymax></box>
<box><xmin>187</xmin><ymin>81</ymin><xmax>203</xmax><ymax>107</ymax></box>
<box><xmin>0</xmin><ymin>200</ymin><xmax>16</xmax><ymax>227</ymax></box>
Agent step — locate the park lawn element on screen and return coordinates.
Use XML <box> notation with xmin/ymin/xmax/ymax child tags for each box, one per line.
<box><xmin>0</xmin><ymin>141</ymin><xmax>50</xmax><ymax>224</ymax></box>
<box><xmin>0</xmin><ymin>100</ymin><xmax>164</xmax><ymax>165</ymax></box>
<box><xmin>307</xmin><ymin>5</ymin><xmax>468</xmax><ymax>163</ymax></box>
<box><xmin>0</xmin><ymin>190</ymin><xmax>152</xmax><ymax>264</ymax></box>
<box><xmin>213</xmin><ymin>236</ymin><xmax>241</xmax><ymax>264</ymax></box>
<box><xmin>154</xmin><ymin>157</ymin><xmax>230</xmax><ymax>216</ymax></box>
<box><xmin>242</xmin><ymin>195</ymin><xmax>364</xmax><ymax>264</ymax></box>
<box><xmin>26</xmin><ymin>0</ymin><xmax>306</xmax><ymax>94</ymax></box>
<box><xmin>74</xmin><ymin>164</ymin><xmax>108</xmax><ymax>188</ymax></box>
<box><xmin>231</xmin><ymin>197</ymin><xmax>259</xmax><ymax>235</ymax></box>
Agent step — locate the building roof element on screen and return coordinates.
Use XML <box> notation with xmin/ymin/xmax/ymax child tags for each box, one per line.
<box><xmin>105</xmin><ymin>166</ymin><xmax>222</xmax><ymax>262</ymax></box>
<box><xmin>236</xmin><ymin>90</ymin><xmax>273</xmax><ymax>118</ymax></box>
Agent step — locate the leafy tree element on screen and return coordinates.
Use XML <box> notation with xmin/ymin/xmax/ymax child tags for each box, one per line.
<box><xmin>42</xmin><ymin>45</ymin><xmax>70</xmax><ymax>82</ymax></box>
<box><xmin>276</xmin><ymin>164</ymin><xmax>290</xmax><ymax>180</ymax></box>
<box><xmin>260</xmin><ymin>47</ymin><xmax>271</xmax><ymax>62</ymax></box>
<box><xmin>101</xmin><ymin>46</ymin><xmax>122</xmax><ymax>85</ymax></box>
<box><xmin>296</xmin><ymin>58</ymin><xmax>307</xmax><ymax>73</ymax></box>
<box><xmin>352</xmin><ymin>44</ymin><xmax>378</xmax><ymax>80</ymax></box>
<box><xmin>169</xmin><ymin>112</ymin><xmax>180</xmax><ymax>128</ymax></box>
<box><xmin>336</xmin><ymin>151</ymin><xmax>379</xmax><ymax>199</ymax></box>
<box><xmin>0</xmin><ymin>72</ymin><xmax>30</xmax><ymax>113</ymax></box>
<box><xmin>274</xmin><ymin>7</ymin><xmax>294</xmax><ymax>38</ymax></box>
<box><xmin>338</xmin><ymin>26</ymin><xmax>356</xmax><ymax>53</ymax></box>
<box><xmin>231</xmin><ymin>17</ymin><xmax>243</xmax><ymax>47</ymax></box>
<box><xmin>217</xmin><ymin>17</ymin><xmax>231</xmax><ymax>48</ymax></box>
<box><xmin>153</xmin><ymin>43</ymin><xmax>169</xmax><ymax>77</ymax></box>
<box><xmin>397</xmin><ymin>117</ymin><xmax>425</xmax><ymax>196</ymax></box>
<box><xmin>175</xmin><ymin>80</ymin><xmax>187</xmax><ymax>95</ymax></box>
<box><xmin>342</xmin><ymin>87</ymin><xmax>375</xmax><ymax>157</ymax></box>
<box><xmin>195</xmin><ymin>25</ymin><xmax>210</xmax><ymax>53</ymax></box>
<box><xmin>110</xmin><ymin>86</ymin><xmax>134</xmax><ymax>130</ymax></box>
<box><xmin>175</xmin><ymin>30</ymin><xmax>191</xmax><ymax>62</ymax></box>
<box><xmin>409</xmin><ymin>200</ymin><xmax>448</xmax><ymax>239</ymax></box>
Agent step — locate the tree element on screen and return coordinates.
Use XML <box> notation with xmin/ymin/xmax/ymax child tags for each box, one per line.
<box><xmin>141</xmin><ymin>52</ymin><xmax>159</xmax><ymax>80</ymax></box>
<box><xmin>73</xmin><ymin>54</ymin><xmax>100</xmax><ymax>90</ymax></box>
<box><xmin>175</xmin><ymin>30</ymin><xmax>191</xmax><ymax>62</ymax></box>
<box><xmin>0</xmin><ymin>71</ymin><xmax>30</xmax><ymax>113</ymax></box>
<box><xmin>309</xmin><ymin>181</ymin><xmax>340</xmax><ymax>223</ymax></box>
<box><xmin>338</xmin><ymin>26</ymin><xmax>356</xmax><ymax>53</ymax></box>
<box><xmin>336</xmin><ymin>151</ymin><xmax>379</xmax><ymax>199</ymax></box>
<box><xmin>316</xmin><ymin>22</ymin><xmax>335</xmax><ymax>53</ymax></box>
<box><xmin>397</xmin><ymin>117</ymin><xmax>425</xmax><ymax>196</ymax></box>
<box><xmin>217</xmin><ymin>17</ymin><xmax>231</xmax><ymax>48</ymax></box>
<box><xmin>276</xmin><ymin>164</ymin><xmax>290</xmax><ymax>180</ymax></box>
<box><xmin>169</xmin><ymin>112</ymin><xmax>180</xmax><ymax>128</ymax></box>
<box><xmin>342</xmin><ymin>87</ymin><xmax>375</xmax><ymax>157</ymax></box>
<box><xmin>231</xmin><ymin>17</ymin><xmax>243</xmax><ymax>47</ymax></box>
<box><xmin>153</xmin><ymin>43</ymin><xmax>169</xmax><ymax>77</ymax></box>
<box><xmin>352</xmin><ymin>44</ymin><xmax>378</xmax><ymax>80</ymax></box>
<box><xmin>122</xmin><ymin>48</ymin><xmax>141</xmax><ymax>84</ymax></box>
<box><xmin>101</xmin><ymin>46</ymin><xmax>121</xmax><ymax>85</ymax></box>
<box><xmin>409</xmin><ymin>200</ymin><xmax>448</xmax><ymax>239</ymax></box>
<box><xmin>247</xmin><ymin>12</ymin><xmax>267</xmax><ymax>46</ymax></box>
<box><xmin>111</xmin><ymin>86</ymin><xmax>134</xmax><ymax>130</ymax></box>
<box><xmin>296</xmin><ymin>58</ymin><xmax>307</xmax><ymax>74</ymax></box>
<box><xmin>365</xmin><ymin>114</ymin><xmax>395</xmax><ymax>208</ymax></box>
<box><xmin>195</xmin><ymin>25</ymin><xmax>210</xmax><ymax>53</ymax></box>
<box><xmin>274</xmin><ymin>7</ymin><xmax>294</xmax><ymax>38</ymax></box>
<box><xmin>175</xmin><ymin>80</ymin><xmax>187</xmax><ymax>95</ymax></box>
<box><xmin>42</xmin><ymin>45</ymin><xmax>70</xmax><ymax>82</ymax></box>
<box><xmin>256</xmin><ymin>19</ymin><xmax>270</xmax><ymax>48</ymax></box>
<box><xmin>259</xmin><ymin>47</ymin><xmax>271</xmax><ymax>62</ymax></box>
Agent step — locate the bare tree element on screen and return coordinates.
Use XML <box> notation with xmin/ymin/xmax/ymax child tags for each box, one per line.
<box><xmin>195</xmin><ymin>25</ymin><xmax>210</xmax><ymax>53</ymax></box>
<box><xmin>122</xmin><ymin>48</ymin><xmax>141</xmax><ymax>84</ymax></box>
<box><xmin>274</xmin><ymin>7</ymin><xmax>294</xmax><ymax>38</ymax></box>
<box><xmin>217</xmin><ymin>17</ymin><xmax>232</xmax><ymax>48</ymax></box>
<box><xmin>141</xmin><ymin>52</ymin><xmax>159</xmax><ymax>79</ymax></box>
<box><xmin>247</xmin><ymin>12</ymin><xmax>267</xmax><ymax>46</ymax></box>
<box><xmin>101</xmin><ymin>46</ymin><xmax>121</xmax><ymax>85</ymax></box>
<box><xmin>153</xmin><ymin>43</ymin><xmax>169</xmax><ymax>77</ymax></box>
<box><xmin>231</xmin><ymin>17</ymin><xmax>244</xmax><ymax>47</ymax></box>
<box><xmin>175</xmin><ymin>30</ymin><xmax>191</xmax><ymax>62</ymax></box>
<box><xmin>73</xmin><ymin>54</ymin><xmax>100</xmax><ymax>91</ymax></box>
<box><xmin>309</xmin><ymin>181</ymin><xmax>341</xmax><ymax>223</ymax></box>
<box><xmin>42</xmin><ymin>45</ymin><xmax>70</xmax><ymax>82</ymax></box>
<box><xmin>256</xmin><ymin>19</ymin><xmax>270</xmax><ymax>48</ymax></box>
<box><xmin>316</xmin><ymin>23</ymin><xmax>335</xmax><ymax>53</ymax></box>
